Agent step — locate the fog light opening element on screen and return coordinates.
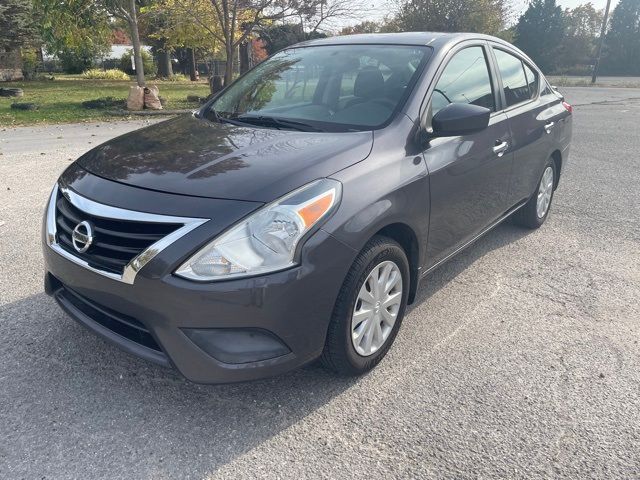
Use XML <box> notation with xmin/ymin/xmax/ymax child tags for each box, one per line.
<box><xmin>183</xmin><ymin>328</ymin><xmax>291</xmax><ymax>364</ymax></box>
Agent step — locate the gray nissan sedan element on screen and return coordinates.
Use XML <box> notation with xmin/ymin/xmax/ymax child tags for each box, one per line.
<box><xmin>42</xmin><ymin>32</ymin><xmax>572</xmax><ymax>383</ymax></box>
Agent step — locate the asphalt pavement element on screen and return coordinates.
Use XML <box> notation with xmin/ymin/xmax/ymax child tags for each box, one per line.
<box><xmin>1</xmin><ymin>87</ymin><xmax>639</xmax><ymax>479</ymax></box>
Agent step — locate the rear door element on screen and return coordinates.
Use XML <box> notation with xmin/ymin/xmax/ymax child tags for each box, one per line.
<box><xmin>421</xmin><ymin>43</ymin><xmax>514</xmax><ymax>268</ymax></box>
<box><xmin>489</xmin><ymin>45</ymin><xmax>565</xmax><ymax>204</ymax></box>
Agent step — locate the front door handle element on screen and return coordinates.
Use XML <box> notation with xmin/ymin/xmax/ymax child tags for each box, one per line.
<box><xmin>545</xmin><ymin>121</ymin><xmax>555</xmax><ymax>134</ymax></box>
<box><xmin>493</xmin><ymin>140</ymin><xmax>508</xmax><ymax>157</ymax></box>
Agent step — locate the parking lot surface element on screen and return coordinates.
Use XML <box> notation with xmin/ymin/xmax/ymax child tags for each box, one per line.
<box><xmin>1</xmin><ymin>87</ymin><xmax>639</xmax><ymax>479</ymax></box>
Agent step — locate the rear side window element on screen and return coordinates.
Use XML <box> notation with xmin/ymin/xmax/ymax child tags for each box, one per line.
<box><xmin>494</xmin><ymin>49</ymin><xmax>530</xmax><ymax>107</ymax></box>
<box><xmin>431</xmin><ymin>46</ymin><xmax>495</xmax><ymax>116</ymax></box>
<box><xmin>522</xmin><ymin>62</ymin><xmax>539</xmax><ymax>98</ymax></box>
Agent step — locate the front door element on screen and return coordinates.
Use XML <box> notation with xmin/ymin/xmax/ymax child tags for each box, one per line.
<box><xmin>422</xmin><ymin>45</ymin><xmax>513</xmax><ymax>269</ymax></box>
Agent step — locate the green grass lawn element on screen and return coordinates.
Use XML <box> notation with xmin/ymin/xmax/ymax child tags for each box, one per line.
<box><xmin>0</xmin><ymin>75</ymin><xmax>211</xmax><ymax>126</ymax></box>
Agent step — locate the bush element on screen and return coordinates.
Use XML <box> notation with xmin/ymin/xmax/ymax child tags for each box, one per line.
<box><xmin>58</xmin><ymin>47</ymin><xmax>98</xmax><ymax>74</ymax></box>
<box><xmin>22</xmin><ymin>50</ymin><xmax>40</xmax><ymax>80</ymax></box>
<box><xmin>81</xmin><ymin>97</ymin><xmax>126</xmax><ymax>109</ymax></box>
<box><xmin>165</xmin><ymin>74</ymin><xmax>190</xmax><ymax>82</ymax></box>
<box><xmin>119</xmin><ymin>49</ymin><xmax>157</xmax><ymax>78</ymax></box>
<box><xmin>81</xmin><ymin>69</ymin><xmax>130</xmax><ymax>80</ymax></box>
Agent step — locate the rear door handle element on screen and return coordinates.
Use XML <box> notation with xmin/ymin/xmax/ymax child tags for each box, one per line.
<box><xmin>493</xmin><ymin>140</ymin><xmax>508</xmax><ymax>157</ymax></box>
<box><xmin>545</xmin><ymin>121</ymin><xmax>555</xmax><ymax>134</ymax></box>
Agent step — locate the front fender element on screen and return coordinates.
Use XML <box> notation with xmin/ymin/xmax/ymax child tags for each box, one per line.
<box><xmin>323</xmin><ymin>117</ymin><xmax>430</xmax><ymax>273</ymax></box>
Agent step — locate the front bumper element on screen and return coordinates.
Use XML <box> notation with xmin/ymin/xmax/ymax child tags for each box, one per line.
<box><xmin>42</xmin><ymin>168</ymin><xmax>356</xmax><ymax>383</ymax></box>
<box><xmin>44</xmin><ymin>227</ymin><xmax>355</xmax><ymax>383</ymax></box>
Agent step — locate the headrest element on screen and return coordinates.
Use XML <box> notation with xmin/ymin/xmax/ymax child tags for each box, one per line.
<box><xmin>353</xmin><ymin>68</ymin><xmax>384</xmax><ymax>99</ymax></box>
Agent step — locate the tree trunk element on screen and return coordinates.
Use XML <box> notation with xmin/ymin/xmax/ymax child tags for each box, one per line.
<box><xmin>188</xmin><ymin>48</ymin><xmax>197</xmax><ymax>81</ymax></box>
<box><xmin>158</xmin><ymin>49</ymin><xmax>173</xmax><ymax>78</ymax></box>
<box><xmin>239</xmin><ymin>41</ymin><xmax>250</xmax><ymax>74</ymax></box>
<box><xmin>128</xmin><ymin>0</ymin><xmax>145</xmax><ymax>87</ymax></box>
<box><xmin>210</xmin><ymin>75</ymin><xmax>224</xmax><ymax>94</ymax></box>
<box><xmin>224</xmin><ymin>43</ymin><xmax>234</xmax><ymax>86</ymax></box>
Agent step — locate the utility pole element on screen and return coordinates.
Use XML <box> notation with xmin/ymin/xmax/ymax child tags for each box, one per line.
<box><xmin>591</xmin><ymin>0</ymin><xmax>612</xmax><ymax>84</ymax></box>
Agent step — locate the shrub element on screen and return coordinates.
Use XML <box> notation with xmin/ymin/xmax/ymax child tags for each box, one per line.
<box><xmin>165</xmin><ymin>74</ymin><xmax>190</xmax><ymax>82</ymax></box>
<box><xmin>58</xmin><ymin>47</ymin><xmax>99</xmax><ymax>74</ymax></box>
<box><xmin>81</xmin><ymin>97</ymin><xmax>126</xmax><ymax>109</ymax></box>
<box><xmin>119</xmin><ymin>49</ymin><xmax>157</xmax><ymax>78</ymax></box>
<box><xmin>21</xmin><ymin>50</ymin><xmax>40</xmax><ymax>80</ymax></box>
<box><xmin>81</xmin><ymin>69</ymin><xmax>130</xmax><ymax>80</ymax></box>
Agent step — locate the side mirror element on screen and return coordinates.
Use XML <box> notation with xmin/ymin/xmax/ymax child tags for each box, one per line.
<box><xmin>431</xmin><ymin>103</ymin><xmax>491</xmax><ymax>137</ymax></box>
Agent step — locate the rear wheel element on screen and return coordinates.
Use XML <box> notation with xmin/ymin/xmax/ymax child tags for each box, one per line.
<box><xmin>513</xmin><ymin>159</ymin><xmax>556</xmax><ymax>229</ymax></box>
<box><xmin>320</xmin><ymin>235</ymin><xmax>409</xmax><ymax>375</ymax></box>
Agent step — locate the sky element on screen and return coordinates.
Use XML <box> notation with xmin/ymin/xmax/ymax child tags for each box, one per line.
<box><xmin>353</xmin><ymin>0</ymin><xmax>619</xmax><ymax>27</ymax></box>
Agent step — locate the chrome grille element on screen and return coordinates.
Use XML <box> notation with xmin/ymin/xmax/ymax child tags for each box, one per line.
<box><xmin>55</xmin><ymin>193</ymin><xmax>180</xmax><ymax>275</ymax></box>
<box><xmin>45</xmin><ymin>184</ymin><xmax>208</xmax><ymax>284</ymax></box>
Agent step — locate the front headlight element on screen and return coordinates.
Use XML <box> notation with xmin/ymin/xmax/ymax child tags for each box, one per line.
<box><xmin>175</xmin><ymin>179</ymin><xmax>342</xmax><ymax>281</ymax></box>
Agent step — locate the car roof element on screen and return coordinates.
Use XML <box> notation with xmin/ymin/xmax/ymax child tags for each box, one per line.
<box><xmin>291</xmin><ymin>32</ymin><xmax>534</xmax><ymax>67</ymax></box>
<box><xmin>293</xmin><ymin>32</ymin><xmax>450</xmax><ymax>47</ymax></box>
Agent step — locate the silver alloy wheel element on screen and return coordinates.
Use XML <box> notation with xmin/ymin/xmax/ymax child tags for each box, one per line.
<box><xmin>536</xmin><ymin>166</ymin><xmax>554</xmax><ymax>219</ymax></box>
<box><xmin>351</xmin><ymin>260</ymin><xmax>403</xmax><ymax>357</ymax></box>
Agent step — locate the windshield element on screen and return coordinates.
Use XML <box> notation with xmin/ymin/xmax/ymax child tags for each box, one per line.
<box><xmin>206</xmin><ymin>44</ymin><xmax>431</xmax><ymax>132</ymax></box>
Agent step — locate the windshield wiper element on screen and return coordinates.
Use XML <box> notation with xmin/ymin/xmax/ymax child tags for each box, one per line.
<box><xmin>204</xmin><ymin>108</ymin><xmax>242</xmax><ymax>126</ymax></box>
<box><xmin>202</xmin><ymin>107</ymin><xmax>222</xmax><ymax>123</ymax></box>
<box><xmin>236</xmin><ymin>115</ymin><xmax>322</xmax><ymax>132</ymax></box>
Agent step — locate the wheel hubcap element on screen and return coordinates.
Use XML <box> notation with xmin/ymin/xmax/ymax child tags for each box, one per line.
<box><xmin>351</xmin><ymin>260</ymin><xmax>403</xmax><ymax>357</ymax></box>
<box><xmin>536</xmin><ymin>166</ymin><xmax>554</xmax><ymax>219</ymax></box>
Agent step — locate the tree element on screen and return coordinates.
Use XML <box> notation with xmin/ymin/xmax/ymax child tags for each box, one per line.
<box><xmin>259</xmin><ymin>23</ymin><xmax>306</xmax><ymax>55</ymax></box>
<box><xmin>0</xmin><ymin>0</ymin><xmax>39</xmax><ymax>50</ymax></box>
<box><xmin>514</xmin><ymin>0</ymin><xmax>565</xmax><ymax>73</ymax></box>
<box><xmin>149</xmin><ymin>0</ymin><xmax>253</xmax><ymax>84</ymax></box>
<box><xmin>35</xmin><ymin>0</ymin><xmax>112</xmax><ymax>72</ymax></box>
<box><xmin>159</xmin><ymin>0</ymin><xmax>358</xmax><ymax>86</ymax></box>
<box><xmin>392</xmin><ymin>0</ymin><xmax>509</xmax><ymax>35</ymax></box>
<box><xmin>297</xmin><ymin>0</ymin><xmax>364</xmax><ymax>35</ymax></box>
<box><xmin>495</xmin><ymin>26</ymin><xmax>515</xmax><ymax>42</ymax></box>
<box><xmin>258</xmin><ymin>23</ymin><xmax>326</xmax><ymax>55</ymax></box>
<box><xmin>35</xmin><ymin>0</ymin><xmax>147</xmax><ymax>81</ymax></box>
<box><xmin>559</xmin><ymin>3</ymin><xmax>603</xmax><ymax>71</ymax></box>
<box><xmin>139</xmin><ymin>4</ymin><xmax>175</xmax><ymax>77</ymax></box>
<box><xmin>144</xmin><ymin>0</ymin><xmax>226</xmax><ymax>78</ymax></box>
<box><xmin>601</xmin><ymin>0</ymin><xmax>640</xmax><ymax>75</ymax></box>
<box><xmin>340</xmin><ymin>20</ymin><xmax>381</xmax><ymax>35</ymax></box>
<box><xmin>102</xmin><ymin>0</ymin><xmax>148</xmax><ymax>86</ymax></box>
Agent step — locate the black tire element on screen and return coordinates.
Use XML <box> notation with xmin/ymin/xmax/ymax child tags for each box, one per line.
<box><xmin>320</xmin><ymin>235</ymin><xmax>410</xmax><ymax>376</ymax></box>
<box><xmin>0</xmin><ymin>87</ymin><xmax>24</xmax><ymax>97</ymax></box>
<box><xmin>10</xmin><ymin>102</ymin><xmax>38</xmax><ymax>111</ymax></box>
<box><xmin>513</xmin><ymin>158</ymin><xmax>557</xmax><ymax>229</ymax></box>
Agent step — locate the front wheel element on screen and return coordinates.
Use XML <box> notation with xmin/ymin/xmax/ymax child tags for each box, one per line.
<box><xmin>320</xmin><ymin>235</ymin><xmax>410</xmax><ymax>376</ymax></box>
<box><xmin>513</xmin><ymin>159</ymin><xmax>556</xmax><ymax>229</ymax></box>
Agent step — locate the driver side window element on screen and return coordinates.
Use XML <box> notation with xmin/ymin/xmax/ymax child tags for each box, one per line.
<box><xmin>431</xmin><ymin>46</ymin><xmax>496</xmax><ymax>117</ymax></box>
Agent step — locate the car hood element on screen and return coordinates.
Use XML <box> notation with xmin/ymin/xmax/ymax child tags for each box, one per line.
<box><xmin>78</xmin><ymin>114</ymin><xmax>374</xmax><ymax>202</ymax></box>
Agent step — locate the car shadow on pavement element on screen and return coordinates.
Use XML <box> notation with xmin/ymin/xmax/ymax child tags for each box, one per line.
<box><xmin>0</xmin><ymin>222</ymin><xmax>530</xmax><ymax>478</ymax></box>
<box><xmin>408</xmin><ymin>222</ymin><xmax>530</xmax><ymax>309</ymax></box>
